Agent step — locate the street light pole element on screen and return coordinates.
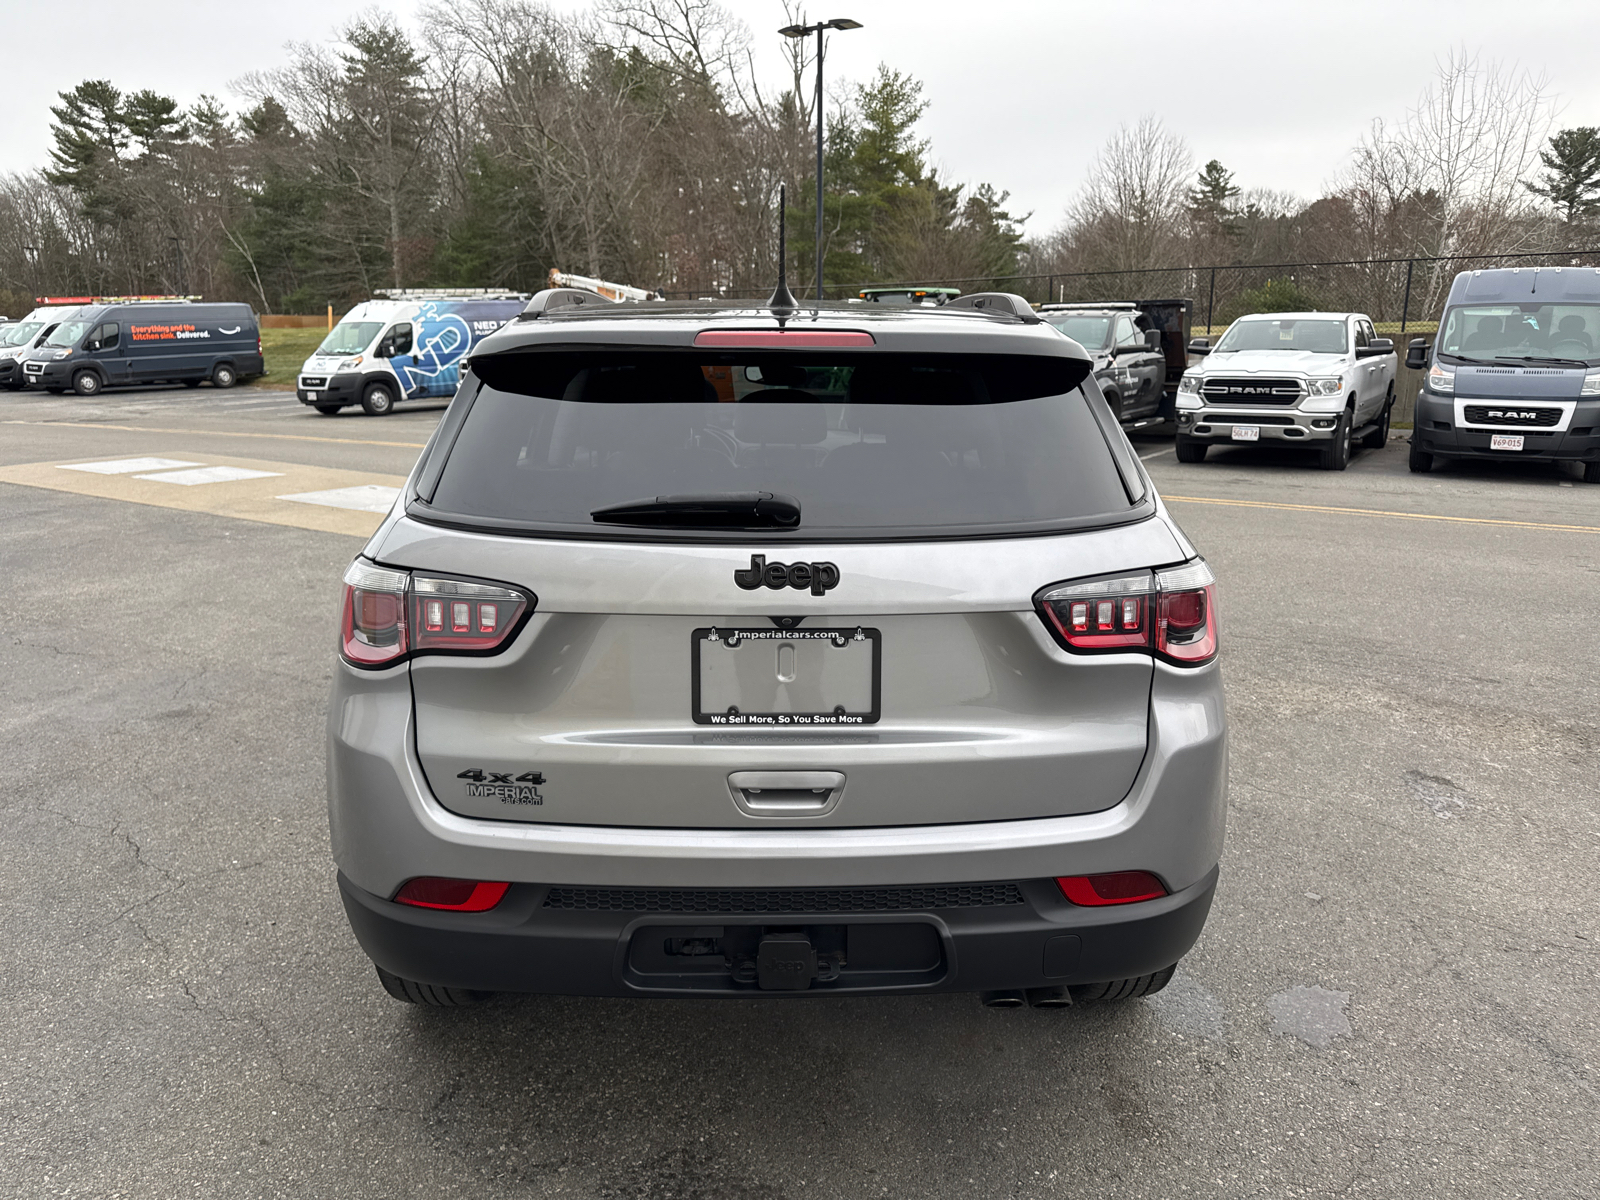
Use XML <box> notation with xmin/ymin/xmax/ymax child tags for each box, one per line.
<box><xmin>779</xmin><ymin>17</ymin><xmax>862</xmax><ymax>302</ymax></box>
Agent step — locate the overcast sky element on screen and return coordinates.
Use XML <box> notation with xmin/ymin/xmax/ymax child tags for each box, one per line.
<box><xmin>3</xmin><ymin>0</ymin><xmax>1598</xmax><ymax>237</ymax></box>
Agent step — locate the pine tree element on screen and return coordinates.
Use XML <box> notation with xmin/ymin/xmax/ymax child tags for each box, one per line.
<box><xmin>1185</xmin><ymin>159</ymin><xmax>1240</xmax><ymax>236</ymax></box>
<box><xmin>1524</xmin><ymin>128</ymin><xmax>1600</xmax><ymax>223</ymax></box>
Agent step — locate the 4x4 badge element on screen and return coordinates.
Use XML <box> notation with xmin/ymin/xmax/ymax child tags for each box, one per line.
<box><xmin>457</xmin><ymin>768</ymin><xmax>543</xmax><ymax>805</ymax></box>
<box><xmin>734</xmin><ymin>554</ymin><xmax>839</xmax><ymax>596</ymax></box>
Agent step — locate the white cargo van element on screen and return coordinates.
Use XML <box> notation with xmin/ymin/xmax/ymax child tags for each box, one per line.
<box><xmin>296</xmin><ymin>290</ymin><xmax>529</xmax><ymax>416</ymax></box>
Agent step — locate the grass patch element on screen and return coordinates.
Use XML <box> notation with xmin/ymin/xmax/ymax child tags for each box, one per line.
<box><xmin>250</xmin><ymin>327</ymin><xmax>329</xmax><ymax>389</ymax></box>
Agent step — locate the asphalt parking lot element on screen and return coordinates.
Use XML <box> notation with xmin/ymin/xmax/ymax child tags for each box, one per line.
<box><xmin>2</xmin><ymin>386</ymin><xmax>1597</xmax><ymax>1199</ymax></box>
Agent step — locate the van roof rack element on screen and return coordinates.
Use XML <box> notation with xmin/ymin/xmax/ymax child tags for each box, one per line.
<box><xmin>373</xmin><ymin>289</ymin><xmax>531</xmax><ymax>300</ymax></box>
<box><xmin>36</xmin><ymin>295</ymin><xmax>201</xmax><ymax>305</ymax></box>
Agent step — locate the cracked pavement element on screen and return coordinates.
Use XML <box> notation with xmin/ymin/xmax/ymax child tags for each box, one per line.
<box><xmin>1</xmin><ymin>389</ymin><xmax>1597</xmax><ymax>1198</ymax></box>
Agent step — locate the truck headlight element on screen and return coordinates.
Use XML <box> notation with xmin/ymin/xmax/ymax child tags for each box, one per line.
<box><xmin>1427</xmin><ymin>363</ymin><xmax>1454</xmax><ymax>394</ymax></box>
<box><xmin>52</xmin><ymin>349</ymin><xmax>73</xmax><ymax>360</ymax></box>
<box><xmin>337</xmin><ymin>355</ymin><xmax>364</xmax><ymax>371</ymax></box>
<box><xmin>1178</xmin><ymin>374</ymin><xmax>1201</xmax><ymax>393</ymax></box>
<box><xmin>1306</xmin><ymin>377</ymin><xmax>1344</xmax><ymax>396</ymax></box>
<box><xmin>1582</xmin><ymin>372</ymin><xmax>1600</xmax><ymax>396</ymax></box>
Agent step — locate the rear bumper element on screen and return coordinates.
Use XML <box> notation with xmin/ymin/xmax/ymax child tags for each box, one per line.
<box><xmin>1412</xmin><ymin>391</ymin><xmax>1600</xmax><ymax>462</ymax></box>
<box><xmin>338</xmin><ymin>865</ymin><xmax>1218</xmax><ymax>997</ymax></box>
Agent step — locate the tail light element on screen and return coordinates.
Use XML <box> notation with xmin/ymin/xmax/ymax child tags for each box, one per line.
<box><xmin>340</xmin><ymin>558</ymin><xmax>533</xmax><ymax>668</ymax></box>
<box><xmin>1036</xmin><ymin>559</ymin><xmax>1217</xmax><ymax>666</ymax></box>
<box><xmin>393</xmin><ymin>877</ymin><xmax>510</xmax><ymax>912</ymax></box>
<box><xmin>1056</xmin><ymin>871</ymin><xmax>1168</xmax><ymax>906</ymax></box>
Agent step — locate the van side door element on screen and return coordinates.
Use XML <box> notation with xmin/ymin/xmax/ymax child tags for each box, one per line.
<box><xmin>379</xmin><ymin>323</ymin><xmax>417</xmax><ymax>396</ymax></box>
<box><xmin>84</xmin><ymin>322</ymin><xmax>130</xmax><ymax>386</ymax></box>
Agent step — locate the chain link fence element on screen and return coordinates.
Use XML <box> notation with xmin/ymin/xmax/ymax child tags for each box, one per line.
<box><xmin>664</xmin><ymin>247</ymin><xmax>1600</xmax><ymax>425</ymax></box>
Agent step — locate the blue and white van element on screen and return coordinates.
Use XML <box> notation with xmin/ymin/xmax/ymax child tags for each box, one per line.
<box><xmin>296</xmin><ymin>291</ymin><xmax>529</xmax><ymax>416</ymax></box>
<box><xmin>1408</xmin><ymin>267</ymin><xmax>1600</xmax><ymax>482</ymax></box>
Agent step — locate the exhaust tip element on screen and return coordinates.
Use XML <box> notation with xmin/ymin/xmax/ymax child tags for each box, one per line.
<box><xmin>980</xmin><ymin>989</ymin><xmax>1027</xmax><ymax>1009</ymax></box>
<box><xmin>1026</xmin><ymin>986</ymin><xmax>1072</xmax><ymax>1008</ymax></box>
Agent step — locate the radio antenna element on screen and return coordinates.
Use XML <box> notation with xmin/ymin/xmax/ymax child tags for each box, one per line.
<box><xmin>768</xmin><ymin>183</ymin><xmax>798</xmax><ymax>313</ymax></box>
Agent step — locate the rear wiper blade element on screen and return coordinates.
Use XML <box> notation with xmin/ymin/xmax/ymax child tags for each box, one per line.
<box><xmin>1495</xmin><ymin>355</ymin><xmax>1591</xmax><ymax>368</ymax></box>
<box><xmin>590</xmin><ymin>492</ymin><xmax>801</xmax><ymax>529</ymax></box>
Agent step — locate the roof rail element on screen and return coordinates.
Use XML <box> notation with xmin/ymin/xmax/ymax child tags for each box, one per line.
<box><xmin>374</xmin><ymin>288</ymin><xmax>531</xmax><ymax>300</ymax></box>
<box><xmin>520</xmin><ymin>287</ymin><xmax>617</xmax><ymax>319</ymax></box>
<box><xmin>942</xmin><ymin>292</ymin><xmax>1041</xmax><ymax>324</ymax></box>
<box><xmin>1038</xmin><ymin>302</ymin><xmax>1138</xmax><ymax>312</ymax></box>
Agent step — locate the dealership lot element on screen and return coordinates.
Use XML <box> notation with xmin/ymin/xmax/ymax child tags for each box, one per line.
<box><xmin>1</xmin><ymin>388</ymin><xmax>1596</xmax><ymax>1198</ymax></box>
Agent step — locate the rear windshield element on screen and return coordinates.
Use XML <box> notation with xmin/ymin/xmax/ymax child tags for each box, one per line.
<box><xmin>420</xmin><ymin>351</ymin><xmax>1141</xmax><ymax>541</ymax></box>
<box><xmin>1043</xmin><ymin>315</ymin><xmax>1112</xmax><ymax>350</ymax></box>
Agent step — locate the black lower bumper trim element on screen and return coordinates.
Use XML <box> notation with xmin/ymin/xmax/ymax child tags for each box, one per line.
<box><xmin>337</xmin><ymin>866</ymin><xmax>1219</xmax><ymax>998</ymax></box>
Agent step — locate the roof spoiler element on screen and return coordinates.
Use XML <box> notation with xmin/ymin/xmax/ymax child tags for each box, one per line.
<box><xmin>520</xmin><ymin>287</ymin><xmax>616</xmax><ymax>319</ymax></box>
<box><xmin>943</xmin><ymin>292</ymin><xmax>1041</xmax><ymax>324</ymax></box>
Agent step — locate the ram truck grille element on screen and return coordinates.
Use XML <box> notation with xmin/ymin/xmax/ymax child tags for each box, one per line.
<box><xmin>1199</xmin><ymin>377</ymin><xmax>1302</xmax><ymax>404</ymax></box>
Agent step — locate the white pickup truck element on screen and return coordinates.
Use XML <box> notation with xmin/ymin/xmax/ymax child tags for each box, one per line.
<box><xmin>1174</xmin><ymin>311</ymin><xmax>1398</xmax><ymax>470</ymax></box>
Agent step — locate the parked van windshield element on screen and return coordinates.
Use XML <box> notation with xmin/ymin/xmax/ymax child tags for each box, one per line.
<box><xmin>1215</xmin><ymin>319</ymin><xmax>1347</xmax><ymax>353</ymax></box>
<box><xmin>1</xmin><ymin>321</ymin><xmax>44</xmax><ymax>346</ymax></box>
<box><xmin>1042</xmin><ymin>316</ymin><xmax>1112</xmax><ymax>349</ymax></box>
<box><xmin>1439</xmin><ymin>303</ymin><xmax>1600</xmax><ymax>364</ymax></box>
<box><xmin>424</xmin><ymin>352</ymin><xmax>1135</xmax><ymax>541</ymax></box>
<box><xmin>43</xmin><ymin>320</ymin><xmax>93</xmax><ymax>348</ymax></box>
<box><xmin>317</xmin><ymin>321</ymin><xmax>383</xmax><ymax>356</ymax></box>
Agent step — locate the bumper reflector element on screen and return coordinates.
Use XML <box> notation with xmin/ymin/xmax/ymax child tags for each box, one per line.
<box><xmin>1056</xmin><ymin>871</ymin><xmax>1167</xmax><ymax>906</ymax></box>
<box><xmin>393</xmin><ymin>877</ymin><xmax>511</xmax><ymax>912</ymax></box>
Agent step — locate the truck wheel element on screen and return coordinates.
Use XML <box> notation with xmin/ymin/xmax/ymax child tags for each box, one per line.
<box><xmin>1174</xmin><ymin>436</ymin><xmax>1207</xmax><ymax>463</ymax></box>
<box><xmin>1071</xmin><ymin>963</ymin><xmax>1177</xmax><ymax>1002</ymax></box>
<box><xmin>1581</xmin><ymin>461</ymin><xmax>1600</xmax><ymax>484</ymax></box>
<box><xmin>1318</xmin><ymin>411</ymin><xmax>1351</xmax><ymax>471</ymax></box>
<box><xmin>361</xmin><ymin>381</ymin><xmax>396</xmax><ymax>416</ymax></box>
<box><xmin>211</xmin><ymin>364</ymin><xmax>237</xmax><ymax>389</ymax></box>
<box><xmin>313</xmin><ymin>404</ymin><xmax>343</xmax><ymax>416</ymax></box>
<box><xmin>1408</xmin><ymin>443</ymin><xmax>1433</xmax><ymax>474</ymax></box>
<box><xmin>71</xmin><ymin>370</ymin><xmax>102</xmax><ymax>397</ymax></box>
<box><xmin>1362</xmin><ymin>389</ymin><xmax>1393</xmax><ymax>449</ymax></box>
<box><xmin>375</xmin><ymin>966</ymin><xmax>491</xmax><ymax>1007</ymax></box>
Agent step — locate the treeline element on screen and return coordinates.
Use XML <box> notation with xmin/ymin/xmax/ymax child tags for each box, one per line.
<box><xmin>1</xmin><ymin>13</ymin><xmax>1597</xmax><ymax>320</ymax></box>
<box><xmin>0</xmin><ymin>0</ymin><xmax>1023</xmax><ymax>315</ymax></box>
<box><xmin>1029</xmin><ymin>52</ymin><xmax>1600</xmax><ymax>320</ymax></box>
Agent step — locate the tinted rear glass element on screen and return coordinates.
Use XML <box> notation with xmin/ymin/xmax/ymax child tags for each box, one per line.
<box><xmin>422</xmin><ymin>351</ymin><xmax>1137</xmax><ymax>541</ymax></box>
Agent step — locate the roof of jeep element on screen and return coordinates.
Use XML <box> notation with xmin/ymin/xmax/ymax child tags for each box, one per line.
<box><xmin>471</xmin><ymin>299</ymin><xmax>1087</xmax><ymax>360</ymax></box>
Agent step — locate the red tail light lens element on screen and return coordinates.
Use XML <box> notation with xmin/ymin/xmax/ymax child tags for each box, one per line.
<box><xmin>393</xmin><ymin>877</ymin><xmax>511</xmax><ymax>912</ymax></box>
<box><xmin>339</xmin><ymin>559</ymin><xmax>534</xmax><ymax>668</ymax></box>
<box><xmin>341</xmin><ymin>561</ymin><xmax>409</xmax><ymax>666</ymax></box>
<box><xmin>1056</xmin><ymin>871</ymin><xmax>1168</xmax><ymax>906</ymax></box>
<box><xmin>1036</xmin><ymin>559</ymin><xmax>1217</xmax><ymax>666</ymax></box>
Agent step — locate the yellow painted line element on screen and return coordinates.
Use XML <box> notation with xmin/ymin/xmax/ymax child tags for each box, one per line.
<box><xmin>0</xmin><ymin>453</ymin><xmax>407</xmax><ymax>538</ymax></box>
<box><xmin>1163</xmin><ymin>494</ymin><xmax>1600</xmax><ymax>534</ymax></box>
<box><xmin>0</xmin><ymin>419</ymin><xmax>428</xmax><ymax>449</ymax></box>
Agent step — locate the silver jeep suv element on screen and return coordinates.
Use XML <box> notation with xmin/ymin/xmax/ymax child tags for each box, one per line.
<box><xmin>328</xmin><ymin>288</ymin><xmax>1228</xmax><ymax>1008</ymax></box>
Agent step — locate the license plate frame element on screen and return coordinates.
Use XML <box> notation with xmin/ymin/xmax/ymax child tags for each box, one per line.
<box><xmin>691</xmin><ymin>626</ymin><xmax>881</xmax><ymax>727</ymax></box>
<box><xmin>1489</xmin><ymin>434</ymin><xmax>1524</xmax><ymax>451</ymax></box>
<box><xmin>306</xmin><ymin>390</ymin><xmax>320</xmax><ymax>401</ymax></box>
<box><xmin>1231</xmin><ymin>425</ymin><xmax>1260</xmax><ymax>442</ymax></box>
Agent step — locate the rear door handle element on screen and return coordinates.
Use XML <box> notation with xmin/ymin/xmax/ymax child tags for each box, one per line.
<box><xmin>728</xmin><ymin>771</ymin><xmax>845</xmax><ymax>817</ymax></box>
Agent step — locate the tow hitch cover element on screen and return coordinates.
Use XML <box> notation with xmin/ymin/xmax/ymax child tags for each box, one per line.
<box><xmin>756</xmin><ymin>934</ymin><xmax>816</xmax><ymax>990</ymax></box>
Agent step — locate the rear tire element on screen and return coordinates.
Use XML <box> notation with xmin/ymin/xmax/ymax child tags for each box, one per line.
<box><xmin>1582</xmin><ymin>461</ymin><xmax>1600</xmax><ymax>484</ymax></box>
<box><xmin>1174</xmin><ymin>436</ymin><xmax>1207</xmax><ymax>463</ymax></box>
<box><xmin>361</xmin><ymin>381</ymin><xmax>396</xmax><ymax>416</ymax></box>
<box><xmin>1318</xmin><ymin>410</ymin><xmax>1351</xmax><ymax>470</ymax></box>
<box><xmin>1408</xmin><ymin>443</ymin><xmax>1433</xmax><ymax>474</ymax></box>
<box><xmin>1071</xmin><ymin>963</ymin><xmax>1178</xmax><ymax>1002</ymax></box>
<box><xmin>211</xmin><ymin>363</ymin><xmax>237</xmax><ymax>389</ymax></box>
<box><xmin>313</xmin><ymin>403</ymin><xmax>343</xmax><ymax>416</ymax></box>
<box><xmin>1362</xmin><ymin>392</ymin><xmax>1392</xmax><ymax>449</ymax></box>
<box><xmin>71</xmin><ymin>370</ymin><xmax>102</xmax><ymax>397</ymax></box>
<box><xmin>375</xmin><ymin>966</ymin><xmax>492</xmax><ymax>1007</ymax></box>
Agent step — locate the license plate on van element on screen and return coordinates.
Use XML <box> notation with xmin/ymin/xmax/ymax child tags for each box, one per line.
<box><xmin>306</xmin><ymin>391</ymin><xmax>320</xmax><ymax>401</ymax></box>
<box><xmin>1231</xmin><ymin>425</ymin><xmax>1260</xmax><ymax>442</ymax></box>
<box><xmin>692</xmin><ymin>627</ymin><xmax>880</xmax><ymax>726</ymax></box>
<box><xmin>1490</xmin><ymin>434</ymin><xmax>1524</xmax><ymax>451</ymax></box>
